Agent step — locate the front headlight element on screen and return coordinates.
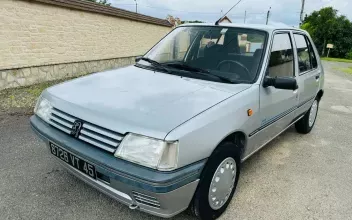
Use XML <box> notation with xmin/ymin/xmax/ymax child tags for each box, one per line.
<box><xmin>34</xmin><ymin>97</ymin><xmax>52</xmax><ymax>123</ymax></box>
<box><xmin>114</xmin><ymin>133</ymin><xmax>178</xmax><ymax>171</ymax></box>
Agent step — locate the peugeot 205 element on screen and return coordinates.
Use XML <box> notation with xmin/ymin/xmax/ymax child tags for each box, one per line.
<box><xmin>31</xmin><ymin>23</ymin><xmax>324</xmax><ymax>220</ymax></box>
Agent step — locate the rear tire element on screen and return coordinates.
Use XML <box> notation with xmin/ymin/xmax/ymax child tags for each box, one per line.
<box><xmin>295</xmin><ymin>98</ymin><xmax>319</xmax><ymax>134</ymax></box>
<box><xmin>189</xmin><ymin>142</ymin><xmax>241</xmax><ymax>220</ymax></box>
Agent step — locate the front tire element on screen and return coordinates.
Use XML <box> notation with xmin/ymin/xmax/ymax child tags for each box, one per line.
<box><xmin>189</xmin><ymin>142</ymin><xmax>241</xmax><ymax>220</ymax></box>
<box><xmin>295</xmin><ymin>98</ymin><xmax>319</xmax><ymax>134</ymax></box>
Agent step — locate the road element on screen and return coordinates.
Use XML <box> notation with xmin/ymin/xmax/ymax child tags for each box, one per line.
<box><xmin>1</xmin><ymin>61</ymin><xmax>352</xmax><ymax>220</ymax></box>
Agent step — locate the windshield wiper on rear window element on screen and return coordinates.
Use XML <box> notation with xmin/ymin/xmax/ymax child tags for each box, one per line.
<box><xmin>139</xmin><ymin>57</ymin><xmax>172</xmax><ymax>73</ymax></box>
<box><xmin>165</xmin><ymin>63</ymin><xmax>235</xmax><ymax>84</ymax></box>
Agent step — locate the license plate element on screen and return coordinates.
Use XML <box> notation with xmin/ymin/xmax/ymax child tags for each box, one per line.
<box><xmin>49</xmin><ymin>142</ymin><xmax>96</xmax><ymax>179</ymax></box>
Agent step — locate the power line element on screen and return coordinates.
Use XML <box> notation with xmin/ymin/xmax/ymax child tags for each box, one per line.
<box><xmin>246</xmin><ymin>12</ymin><xmax>267</xmax><ymax>15</ymax></box>
<box><xmin>112</xmin><ymin>3</ymin><xmax>301</xmax><ymax>17</ymax></box>
<box><xmin>116</xmin><ymin>4</ymin><xmax>222</xmax><ymax>14</ymax></box>
<box><xmin>131</xmin><ymin>1</ymin><xmax>245</xmax><ymax>15</ymax></box>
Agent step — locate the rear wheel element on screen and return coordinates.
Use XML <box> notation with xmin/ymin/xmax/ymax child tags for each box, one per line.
<box><xmin>189</xmin><ymin>142</ymin><xmax>241</xmax><ymax>220</ymax></box>
<box><xmin>295</xmin><ymin>98</ymin><xmax>319</xmax><ymax>134</ymax></box>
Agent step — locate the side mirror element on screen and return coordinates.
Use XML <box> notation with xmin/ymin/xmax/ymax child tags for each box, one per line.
<box><xmin>263</xmin><ymin>76</ymin><xmax>298</xmax><ymax>90</ymax></box>
<box><xmin>135</xmin><ymin>56</ymin><xmax>142</xmax><ymax>62</ymax></box>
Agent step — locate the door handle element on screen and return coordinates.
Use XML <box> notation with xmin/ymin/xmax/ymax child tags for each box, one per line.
<box><xmin>315</xmin><ymin>75</ymin><xmax>320</xmax><ymax>80</ymax></box>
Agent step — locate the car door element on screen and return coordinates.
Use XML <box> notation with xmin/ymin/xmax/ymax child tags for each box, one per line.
<box><xmin>250</xmin><ymin>31</ymin><xmax>298</xmax><ymax>151</ymax></box>
<box><xmin>292</xmin><ymin>32</ymin><xmax>320</xmax><ymax>117</ymax></box>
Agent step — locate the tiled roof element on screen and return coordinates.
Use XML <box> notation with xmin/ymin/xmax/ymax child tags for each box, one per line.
<box><xmin>26</xmin><ymin>0</ymin><xmax>173</xmax><ymax>27</ymax></box>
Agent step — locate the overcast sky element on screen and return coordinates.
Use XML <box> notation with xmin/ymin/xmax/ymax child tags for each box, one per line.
<box><xmin>109</xmin><ymin>0</ymin><xmax>351</xmax><ymax>26</ymax></box>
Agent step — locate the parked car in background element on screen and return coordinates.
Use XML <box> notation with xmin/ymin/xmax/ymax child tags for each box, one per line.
<box><xmin>31</xmin><ymin>23</ymin><xmax>324</xmax><ymax>220</ymax></box>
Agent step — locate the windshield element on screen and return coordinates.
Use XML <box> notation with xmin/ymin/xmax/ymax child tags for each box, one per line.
<box><xmin>139</xmin><ymin>26</ymin><xmax>267</xmax><ymax>83</ymax></box>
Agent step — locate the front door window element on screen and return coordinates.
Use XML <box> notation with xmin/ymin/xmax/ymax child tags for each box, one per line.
<box><xmin>268</xmin><ymin>33</ymin><xmax>294</xmax><ymax>77</ymax></box>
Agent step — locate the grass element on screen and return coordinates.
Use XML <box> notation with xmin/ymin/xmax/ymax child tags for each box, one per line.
<box><xmin>337</xmin><ymin>66</ymin><xmax>352</xmax><ymax>74</ymax></box>
<box><xmin>0</xmin><ymin>77</ymin><xmax>76</xmax><ymax>114</ymax></box>
<box><xmin>321</xmin><ymin>57</ymin><xmax>352</xmax><ymax>63</ymax></box>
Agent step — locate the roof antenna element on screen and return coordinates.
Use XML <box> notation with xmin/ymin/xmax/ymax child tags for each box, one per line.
<box><xmin>215</xmin><ymin>0</ymin><xmax>244</xmax><ymax>25</ymax></box>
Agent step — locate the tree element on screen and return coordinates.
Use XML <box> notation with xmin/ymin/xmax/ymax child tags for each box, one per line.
<box><xmin>330</xmin><ymin>15</ymin><xmax>352</xmax><ymax>58</ymax></box>
<box><xmin>301</xmin><ymin>7</ymin><xmax>352</xmax><ymax>58</ymax></box>
<box><xmin>86</xmin><ymin>0</ymin><xmax>111</xmax><ymax>6</ymax></box>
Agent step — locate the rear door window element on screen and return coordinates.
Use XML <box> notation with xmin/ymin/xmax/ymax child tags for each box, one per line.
<box><xmin>305</xmin><ymin>37</ymin><xmax>318</xmax><ymax>69</ymax></box>
<box><xmin>294</xmin><ymin>34</ymin><xmax>314</xmax><ymax>73</ymax></box>
<box><xmin>268</xmin><ymin>33</ymin><xmax>294</xmax><ymax>78</ymax></box>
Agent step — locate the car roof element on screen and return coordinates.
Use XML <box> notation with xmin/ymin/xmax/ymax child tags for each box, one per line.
<box><xmin>179</xmin><ymin>23</ymin><xmax>305</xmax><ymax>33</ymax></box>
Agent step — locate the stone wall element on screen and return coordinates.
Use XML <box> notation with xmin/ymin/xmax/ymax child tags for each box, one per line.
<box><xmin>0</xmin><ymin>57</ymin><xmax>135</xmax><ymax>89</ymax></box>
<box><xmin>0</xmin><ymin>0</ymin><xmax>172</xmax><ymax>90</ymax></box>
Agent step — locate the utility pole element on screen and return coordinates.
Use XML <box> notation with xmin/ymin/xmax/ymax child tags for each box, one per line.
<box><xmin>266</xmin><ymin>7</ymin><xmax>271</xmax><ymax>25</ymax></box>
<box><xmin>244</xmin><ymin>10</ymin><xmax>247</xmax><ymax>23</ymax></box>
<box><xmin>134</xmin><ymin>0</ymin><xmax>138</xmax><ymax>13</ymax></box>
<box><xmin>300</xmin><ymin>0</ymin><xmax>306</xmax><ymax>23</ymax></box>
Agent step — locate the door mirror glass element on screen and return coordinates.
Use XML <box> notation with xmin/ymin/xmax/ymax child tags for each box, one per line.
<box><xmin>263</xmin><ymin>76</ymin><xmax>298</xmax><ymax>90</ymax></box>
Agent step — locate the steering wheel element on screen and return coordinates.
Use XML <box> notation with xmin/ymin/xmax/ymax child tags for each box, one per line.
<box><xmin>216</xmin><ymin>60</ymin><xmax>251</xmax><ymax>80</ymax></box>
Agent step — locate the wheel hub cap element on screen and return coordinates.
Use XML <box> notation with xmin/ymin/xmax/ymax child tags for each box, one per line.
<box><xmin>208</xmin><ymin>157</ymin><xmax>236</xmax><ymax>210</ymax></box>
<box><xmin>309</xmin><ymin>100</ymin><xmax>318</xmax><ymax>127</ymax></box>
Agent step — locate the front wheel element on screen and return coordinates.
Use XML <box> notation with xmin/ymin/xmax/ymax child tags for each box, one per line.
<box><xmin>189</xmin><ymin>142</ymin><xmax>241</xmax><ymax>220</ymax></box>
<box><xmin>295</xmin><ymin>98</ymin><xmax>319</xmax><ymax>134</ymax></box>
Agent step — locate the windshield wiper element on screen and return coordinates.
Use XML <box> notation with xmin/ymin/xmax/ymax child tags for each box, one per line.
<box><xmin>198</xmin><ymin>71</ymin><xmax>235</xmax><ymax>83</ymax></box>
<box><xmin>166</xmin><ymin>63</ymin><xmax>210</xmax><ymax>73</ymax></box>
<box><xmin>139</xmin><ymin>57</ymin><xmax>171</xmax><ymax>73</ymax></box>
<box><xmin>165</xmin><ymin>63</ymin><xmax>235</xmax><ymax>84</ymax></box>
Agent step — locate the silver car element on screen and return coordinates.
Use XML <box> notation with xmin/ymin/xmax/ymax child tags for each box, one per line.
<box><xmin>31</xmin><ymin>23</ymin><xmax>324</xmax><ymax>220</ymax></box>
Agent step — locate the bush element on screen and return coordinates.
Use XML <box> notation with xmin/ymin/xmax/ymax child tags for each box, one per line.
<box><xmin>346</xmin><ymin>51</ymin><xmax>352</xmax><ymax>60</ymax></box>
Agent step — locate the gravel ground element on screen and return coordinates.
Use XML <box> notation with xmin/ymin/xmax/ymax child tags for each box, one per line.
<box><xmin>0</xmin><ymin>61</ymin><xmax>352</xmax><ymax>220</ymax></box>
<box><xmin>0</xmin><ymin>78</ymin><xmax>77</xmax><ymax>115</ymax></box>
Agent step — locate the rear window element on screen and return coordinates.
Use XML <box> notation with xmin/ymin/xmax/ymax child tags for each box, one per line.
<box><xmin>197</xmin><ymin>30</ymin><xmax>265</xmax><ymax>57</ymax></box>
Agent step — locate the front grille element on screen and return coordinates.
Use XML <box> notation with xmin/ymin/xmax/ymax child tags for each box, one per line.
<box><xmin>132</xmin><ymin>191</ymin><xmax>161</xmax><ymax>209</ymax></box>
<box><xmin>49</xmin><ymin>108</ymin><xmax>124</xmax><ymax>153</ymax></box>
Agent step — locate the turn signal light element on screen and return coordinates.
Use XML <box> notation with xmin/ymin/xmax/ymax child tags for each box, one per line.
<box><xmin>247</xmin><ymin>109</ymin><xmax>253</xmax><ymax>116</ymax></box>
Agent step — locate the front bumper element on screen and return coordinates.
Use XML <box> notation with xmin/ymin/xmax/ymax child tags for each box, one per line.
<box><xmin>30</xmin><ymin>115</ymin><xmax>204</xmax><ymax>218</ymax></box>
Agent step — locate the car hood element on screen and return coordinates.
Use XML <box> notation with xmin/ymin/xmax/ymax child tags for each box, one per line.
<box><xmin>44</xmin><ymin>66</ymin><xmax>251</xmax><ymax>139</ymax></box>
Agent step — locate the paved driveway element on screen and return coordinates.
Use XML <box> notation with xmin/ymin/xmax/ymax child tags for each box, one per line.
<box><xmin>1</xmin><ymin>61</ymin><xmax>352</xmax><ymax>220</ymax></box>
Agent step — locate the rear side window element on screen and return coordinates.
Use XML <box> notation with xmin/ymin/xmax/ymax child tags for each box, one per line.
<box><xmin>306</xmin><ymin>37</ymin><xmax>318</xmax><ymax>69</ymax></box>
<box><xmin>268</xmin><ymin>33</ymin><xmax>294</xmax><ymax>78</ymax></box>
<box><xmin>294</xmin><ymin>34</ymin><xmax>317</xmax><ymax>73</ymax></box>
